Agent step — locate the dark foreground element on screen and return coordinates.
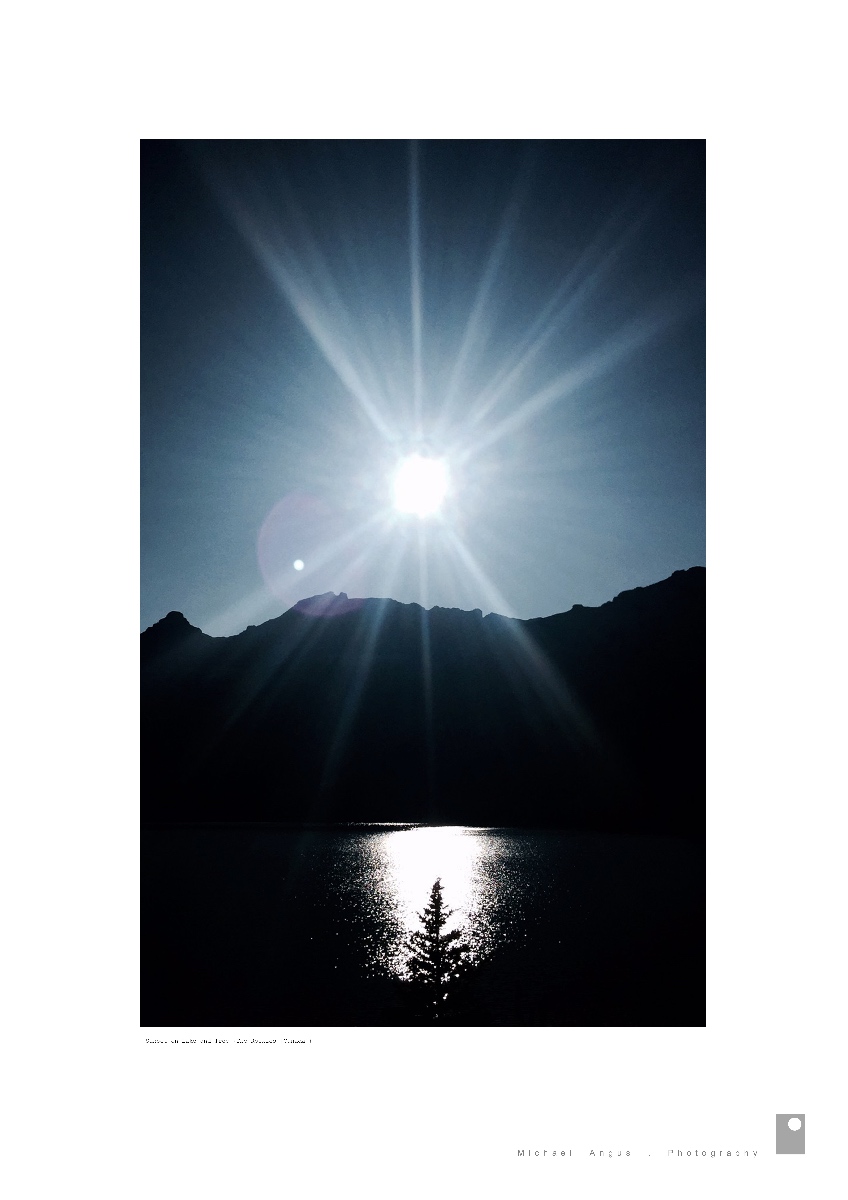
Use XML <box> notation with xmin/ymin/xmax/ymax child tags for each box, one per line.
<box><xmin>142</xmin><ymin>825</ymin><xmax>704</xmax><ymax>1027</ymax></box>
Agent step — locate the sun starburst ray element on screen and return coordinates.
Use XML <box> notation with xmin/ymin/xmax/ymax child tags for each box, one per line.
<box><xmin>463</xmin><ymin>200</ymin><xmax>656</xmax><ymax>431</ymax></box>
<box><xmin>464</xmin><ymin>298</ymin><xmax>682</xmax><ymax>461</ymax></box>
<box><xmin>437</xmin><ymin>190</ymin><xmax>525</xmax><ymax>426</ymax></box>
<box><xmin>209</xmin><ymin>169</ymin><xmax>397</xmax><ymax>443</ymax></box>
<box><xmin>442</xmin><ymin>526</ymin><xmax>603</xmax><ymax>753</ymax></box>
<box><xmin>409</xmin><ymin>141</ymin><xmax>424</xmax><ymax>438</ymax></box>
<box><xmin>417</xmin><ymin>523</ymin><xmax>437</xmax><ymax>805</ymax></box>
<box><xmin>318</xmin><ymin>542</ymin><xmax>407</xmax><ymax>791</ymax></box>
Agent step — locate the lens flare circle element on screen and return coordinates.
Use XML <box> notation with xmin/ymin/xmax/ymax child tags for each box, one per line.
<box><xmin>393</xmin><ymin>454</ymin><xmax>448</xmax><ymax>517</ymax></box>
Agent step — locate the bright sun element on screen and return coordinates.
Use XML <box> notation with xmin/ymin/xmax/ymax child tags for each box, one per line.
<box><xmin>393</xmin><ymin>454</ymin><xmax>449</xmax><ymax>517</ymax></box>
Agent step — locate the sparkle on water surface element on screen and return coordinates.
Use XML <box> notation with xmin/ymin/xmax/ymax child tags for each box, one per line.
<box><xmin>355</xmin><ymin>825</ymin><xmax>512</xmax><ymax>977</ymax></box>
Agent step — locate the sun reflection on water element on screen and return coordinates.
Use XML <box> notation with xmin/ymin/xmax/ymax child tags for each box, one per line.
<box><xmin>365</xmin><ymin>825</ymin><xmax>502</xmax><ymax>976</ymax></box>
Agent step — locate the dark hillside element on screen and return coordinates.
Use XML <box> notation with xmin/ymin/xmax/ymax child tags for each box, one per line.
<box><xmin>141</xmin><ymin>567</ymin><xmax>704</xmax><ymax>833</ymax></box>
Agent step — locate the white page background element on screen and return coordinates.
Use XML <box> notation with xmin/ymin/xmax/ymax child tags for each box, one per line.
<box><xmin>3</xmin><ymin>4</ymin><xmax>842</xmax><ymax>1197</ymax></box>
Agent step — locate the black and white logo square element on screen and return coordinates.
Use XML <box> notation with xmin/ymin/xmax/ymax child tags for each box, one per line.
<box><xmin>776</xmin><ymin>1114</ymin><xmax>805</xmax><ymax>1154</ymax></box>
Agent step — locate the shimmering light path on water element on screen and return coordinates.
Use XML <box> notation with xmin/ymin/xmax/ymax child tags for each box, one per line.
<box><xmin>349</xmin><ymin>825</ymin><xmax>536</xmax><ymax>977</ymax></box>
<box><xmin>142</xmin><ymin>824</ymin><xmax>705</xmax><ymax>1025</ymax></box>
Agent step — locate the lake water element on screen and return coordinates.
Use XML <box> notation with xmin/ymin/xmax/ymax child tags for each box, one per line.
<box><xmin>142</xmin><ymin>825</ymin><xmax>704</xmax><ymax>1026</ymax></box>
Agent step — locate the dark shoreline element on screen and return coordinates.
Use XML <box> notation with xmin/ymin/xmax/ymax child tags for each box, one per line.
<box><xmin>141</xmin><ymin>820</ymin><xmax>426</xmax><ymax>833</ymax></box>
<box><xmin>141</xmin><ymin>821</ymin><xmax>705</xmax><ymax>843</ymax></box>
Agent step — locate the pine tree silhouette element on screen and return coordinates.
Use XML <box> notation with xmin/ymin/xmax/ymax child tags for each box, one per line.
<box><xmin>405</xmin><ymin>878</ymin><xmax>471</xmax><ymax>1019</ymax></box>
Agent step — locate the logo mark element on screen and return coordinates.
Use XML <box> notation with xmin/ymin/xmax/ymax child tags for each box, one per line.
<box><xmin>776</xmin><ymin>1114</ymin><xmax>804</xmax><ymax>1154</ymax></box>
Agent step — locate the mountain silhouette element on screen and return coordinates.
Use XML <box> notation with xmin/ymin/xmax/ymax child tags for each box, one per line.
<box><xmin>141</xmin><ymin>567</ymin><xmax>704</xmax><ymax>833</ymax></box>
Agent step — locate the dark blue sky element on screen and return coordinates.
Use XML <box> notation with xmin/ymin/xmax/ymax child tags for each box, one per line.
<box><xmin>142</xmin><ymin>139</ymin><xmax>704</xmax><ymax>635</ymax></box>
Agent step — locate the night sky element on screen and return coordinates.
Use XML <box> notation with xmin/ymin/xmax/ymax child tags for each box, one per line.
<box><xmin>141</xmin><ymin>139</ymin><xmax>704</xmax><ymax>636</ymax></box>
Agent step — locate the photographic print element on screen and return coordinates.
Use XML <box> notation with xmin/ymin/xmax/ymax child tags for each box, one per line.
<box><xmin>141</xmin><ymin>138</ymin><xmax>705</xmax><ymax>1028</ymax></box>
